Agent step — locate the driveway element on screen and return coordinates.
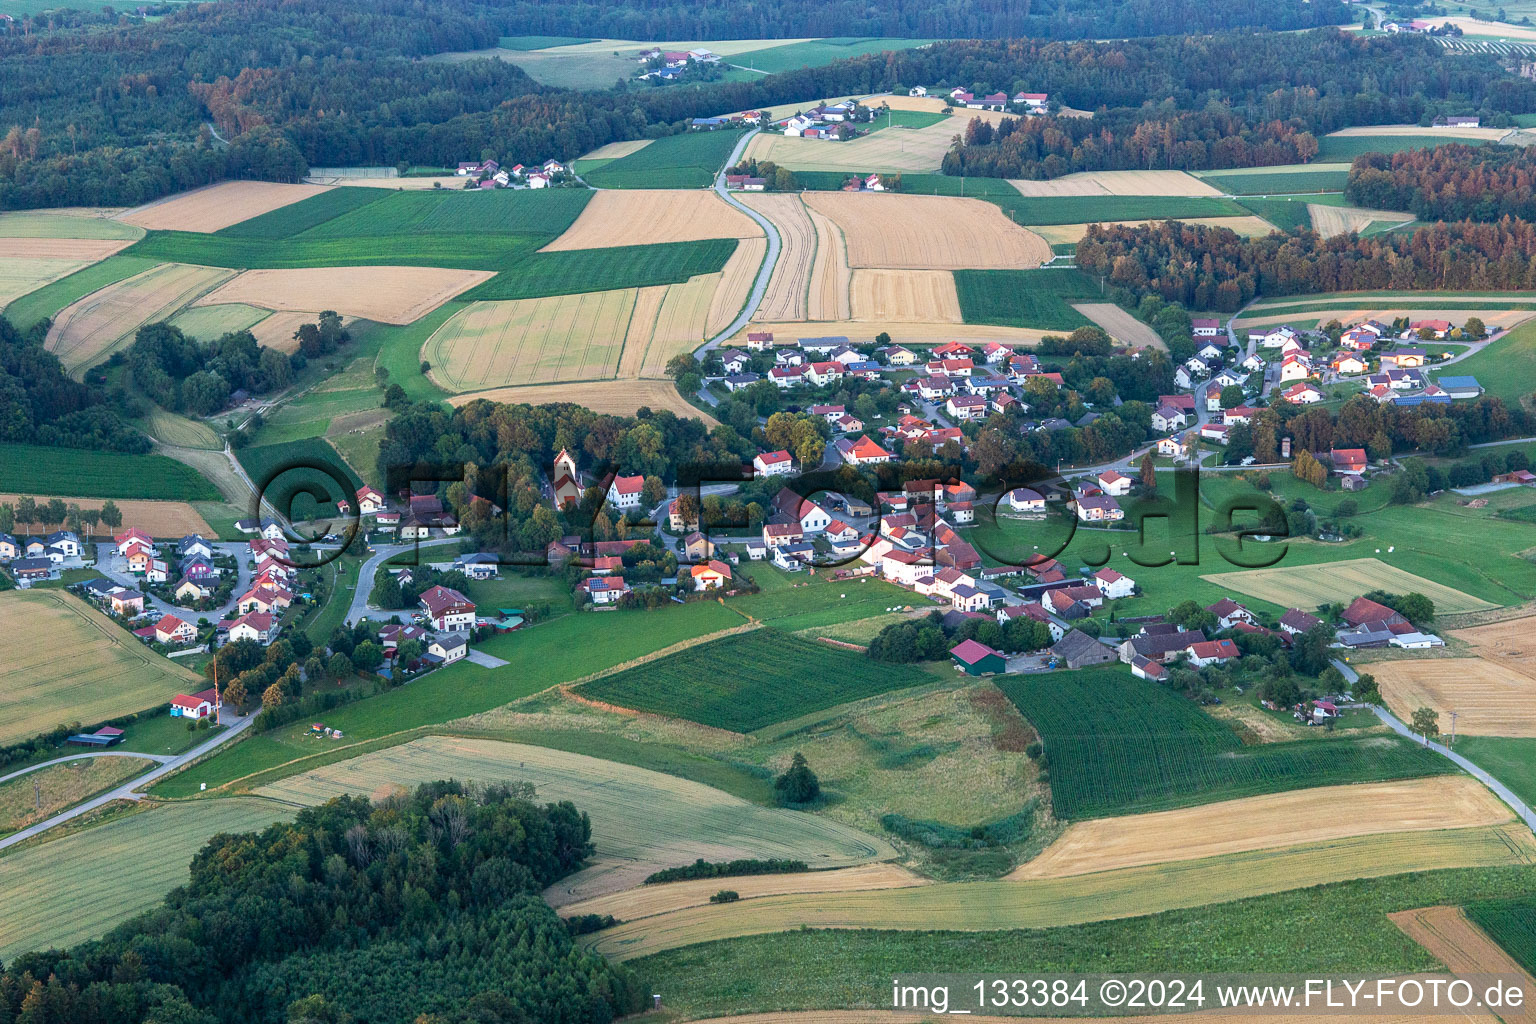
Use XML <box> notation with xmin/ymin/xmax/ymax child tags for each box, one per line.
<box><xmin>346</xmin><ymin>536</ymin><xmax>462</xmax><ymax>625</ymax></box>
<box><xmin>0</xmin><ymin>710</ymin><xmax>258</xmax><ymax>852</ymax></box>
<box><xmin>0</xmin><ymin>749</ymin><xmax>175</xmax><ymax>787</ymax></box>
<box><xmin>464</xmin><ymin>649</ymin><xmax>510</xmax><ymax>668</ymax></box>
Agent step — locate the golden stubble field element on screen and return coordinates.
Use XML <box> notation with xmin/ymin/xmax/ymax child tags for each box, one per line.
<box><xmin>849</xmin><ymin>269</ymin><xmax>961</xmax><ymax>322</ymax></box>
<box><xmin>1200</xmin><ymin>558</ymin><xmax>1494</xmax><ymax>615</ymax></box>
<box><xmin>117</xmin><ymin>181</ymin><xmax>330</xmax><ymax>232</ymax></box>
<box><xmin>45</xmin><ymin>262</ymin><xmax>235</xmax><ymax>375</ymax></box>
<box><xmin>803</xmin><ymin>192</ymin><xmax>1051</xmax><ymax>270</ymax></box>
<box><xmin>740</xmin><ymin>194</ymin><xmax>815</xmax><ymax>321</ymax></box>
<box><xmin>1375</xmin><ymin>658</ymin><xmax>1536</xmax><ymax>737</ymax></box>
<box><xmin>0</xmin><ymin>494</ymin><xmax>212</xmax><ymax>537</ymax></box>
<box><xmin>1011</xmin><ymin>777</ymin><xmax>1513</xmax><ymax>880</ymax></box>
<box><xmin>1309</xmin><ymin>204</ymin><xmax>1415</xmax><ymax>238</ymax></box>
<box><xmin>196</xmin><ymin>265</ymin><xmax>493</xmax><ymax>324</ymax></box>
<box><xmin>805</xmin><ymin>203</ymin><xmax>852</xmax><ymax>319</ymax></box>
<box><xmin>425</xmin><ymin>289</ymin><xmax>637</xmax><ymax>391</ymax></box>
<box><xmin>542</xmin><ymin>189</ymin><xmax>761</xmax><ymax>251</ymax></box>
<box><xmin>447</xmin><ymin>379</ymin><xmax>717</xmax><ymax>423</ymax></box>
<box><xmin>1009</xmin><ymin>170</ymin><xmax>1225</xmax><ymax>197</ymax></box>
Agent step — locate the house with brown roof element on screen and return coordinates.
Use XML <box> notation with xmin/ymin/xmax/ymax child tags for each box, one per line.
<box><xmin>1342</xmin><ymin>596</ymin><xmax>1406</xmax><ymax>628</ymax></box>
<box><xmin>1206</xmin><ymin>597</ymin><xmax>1256</xmax><ymax>630</ymax></box>
<box><xmin>419</xmin><ymin>584</ymin><xmax>476</xmax><ymax>631</ymax></box>
<box><xmin>1330</xmin><ymin>448</ymin><xmax>1368</xmax><ymax>475</ymax></box>
<box><xmin>1279</xmin><ymin>608</ymin><xmax>1324</xmax><ymax>635</ymax></box>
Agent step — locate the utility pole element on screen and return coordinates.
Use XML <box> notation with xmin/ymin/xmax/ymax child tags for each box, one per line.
<box><xmin>35</xmin><ymin>777</ymin><xmax>41</xmax><ymax>810</ymax></box>
<box><xmin>1450</xmin><ymin>710</ymin><xmax>1458</xmax><ymax>749</ymax></box>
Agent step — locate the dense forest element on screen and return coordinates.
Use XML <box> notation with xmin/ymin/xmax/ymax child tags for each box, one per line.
<box><xmin>496</xmin><ymin>0</ymin><xmax>1347</xmax><ymax>41</ymax></box>
<box><xmin>938</xmin><ymin>32</ymin><xmax>1536</xmax><ymax>178</ymax></box>
<box><xmin>0</xmin><ymin>316</ymin><xmax>149</xmax><ymax>452</ymax></box>
<box><xmin>0</xmin><ymin>783</ymin><xmax>644</xmax><ymax>1023</ymax></box>
<box><xmin>0</xmin><ymin>0</ymin><xmax>1514</xmax><ymax>208</ymax></box>
<box><xmin>1346</xmin><ymin>143</ymin><xmax>1536</xmax><ymax>221</ymax></box>
<box><xmin>1074</xmin><ymin>218</ymin><xmax>1536</xmax><ymax>311</ymax></box>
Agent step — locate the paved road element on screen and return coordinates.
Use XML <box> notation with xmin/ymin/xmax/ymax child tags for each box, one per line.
<box><xmin>0</xmin><ymin>750</ymin><xmax>175</xmax><ymax>787</ymax></box>
<box><xmin>1331</xmin><ymin>659</ymin><xmax>1536</xmax><ymax>833</ymax></box>
<box><xmin>92</xmin><ymin>540</ymin><xmax>252</xmax><ymax>622</ymax></box>
<box><xmin>345</xmin><ymin>536</ymin><xmax>462</xmax><ymax>625</ymax></box>
<box><xmin>0</xmin><ymin>710</ymin><xmax>258</xmax><ymax>852</ymax></box>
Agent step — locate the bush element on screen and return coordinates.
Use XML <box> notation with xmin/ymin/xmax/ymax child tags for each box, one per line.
<box><xmin>880</xmin><ymin>801</ymin><xmax>1037</xmax><ymax>850</ymax></box>
<box><xmin>709</xmin><ymin>890</ymin><xmax>741</xmax><ymax>904</ymax></box>
<box><xmin>563</xmin><ymin>913</ymin><xmax>618</xmax><ymax>935</ymax></box>
<box><xmin>774</xmin><ymin>752</ymin><xmax>820</xmax><ymax>805</ymax></box>
<box><xmin>644</xmin><ymin>858</ymin><xmax>808</xmax><ymax>884</ymax></box>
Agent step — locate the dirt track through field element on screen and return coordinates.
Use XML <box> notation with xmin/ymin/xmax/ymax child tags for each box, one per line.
<box><xmin>708</xmin><ymin>236</ymin><xmax>765</xmax><ymax>336</ymax></box>
<box><xmin>849</xmin><ymin>269</ymin><xmax>962</xmax><ymax>322</ymax></box>
<box><xmin>1391</xmin><ymin>906</ymin><xmax>1536</xmax><ymax>1021</ymax></box>
<box><xmin>1009</xmin><ymin>170</ymin><xmax>1224</xmax><ymax>198</ymax></box>
<box><xmin>196</xmin><ymin>266</ymin><xmax>492</xmax><ymax>324</ymax></box>
<box><xmin>448</xmin><ymin>379</ymin><xmax>717</xmax><ymax>424</ymax></box>
<box><xmin>46</xmin><ymin>263</ymin><xmax>235</xmax><ymax>375</ymax></box>
<box><xmin>1011</xmin><ymin>777</ymin><xmax>1512</xmax><ymax>880</ymax></box>
<box><xmin>560</xmin><ymin>863</ymin><xmax>927</xmax><ymax>922</ymax></box>
<box><xmin>426</xmin><ymin>290</ymin><xmax>635</xmax><ymax>391</ymax></box>
<box><xmin>741</xmin><ymin>194</ymin><xmax>814</xmax><ymax>321</ymax></box>
<box><xmin>1072</xmin><ymin>303</ymin><xmax>1166</xmax><ymax>350</ymax></box>
<box><xmin>118</xmin><ymin>181</ymin><xmax>330</xmax><ymax>233</ymax></box>
<box><xmin>542</xmin><ymin>189</ymin><xmax>761</xmax><ymax>251</ymax></box>
<box><xmin>0</xmin><ymin>495</ymin><xmax>212</xmax><ymax>538</ymax></box>
<box><xmin>1375</xmin><ymin>658</ymin><xmax>1536</xmax><ymax>738</ymax></box>
<box><xmin>1309</xmin><ymin>204</ymin><xmax>1414</xmax><ymax>238</ymax></box>
<box><xmin>806</xmin><ymin>204</ymin><xmax>852</xmax><ymax>320</ymax></box>
<box><xmin>804</xmin><ymin>192</ymin><xmax>1051</xmax><ymax>270</ymax></box>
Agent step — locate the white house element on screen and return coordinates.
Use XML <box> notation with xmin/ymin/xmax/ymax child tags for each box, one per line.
<box><xmin>754</xmin><ymin>450</ymin><xmax>796</xmax><ymax>477</ymax></box>
<box><xmin>1006</xmin><ymin>487</ymin><xmax>1045</xmax><ymax>513</ymax></box>
<box><xmin>426</xmin><ymin>633</ymin><xmax>468</xmax><ymax>665</ymax></box>
<box><xmin>419</xmin><ymin>584</ymin><xmax>476</xmax><ymax>632</ymax></box>
<box><xmin>1096</xmin><ymin>470</ymin><xmax>1132</xmax><ymax>496</ymax></box>
<box><xmin>1092</xmin><ymin>568</ymin><xmax>1136</xmax><ymax>600</ymax></box>
<box><xmin>607</xmin><ymin>474</ymin><xmax>646</xmax><ymax>510</ymax></box>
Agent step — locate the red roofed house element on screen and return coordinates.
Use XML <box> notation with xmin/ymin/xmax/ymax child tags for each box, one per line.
<box><xmin>1206</xmin><ymin>597</ymin><xmax>1256</xmax><ymax>629</ymax></box>
<box><xmin>1185</xmin><ymin>638</ymin><xmax>1240</xmax><ymax>666</ymax></box>
<box><xmin>754</xmin><ymin>450</ymin><xmax>795</xmax><ymax>477</ymax></box>
<box><xmin>606</xmin><ymin>473</ymin><xmax>646</xmax><ymax>511</ymax></box>
<box><xmin>170</xmin><ymin>692</ymin><xmax>215</xmax><ymax>719</ymax></box>
<box><xmin>691</xmin><ymin>559</ymin><xmax>734</xmax><ymax>591</ymax></box>
<box><xmin>356</xmin><ymin>486</ymin><xmax>387</xmax><ymax>515</ymax></box>
<box><xmin>115</xmin><ymin>528</ymin><xmax>153</xmax><ymax>556</ymax></box>
<box><xmin>1330</xmin><ymin>448</ymin><xmax>1368</xmax><ymax>475</ymax></box>
<box><xmin>153</xmin><ymin>614</ymin><xmax>196</xmax><ymax>646</ymax></box>
<box><xmin>224</xmin><ymin>611</ymin><xmax>276</xmax><ymax>645</ymax></box>
<box><xmin>419</xmin><ymin>584</ymin><xmax>476</xmax><ymax>631</ymax></box>
<box><xmin>835</xmin><ymin>434</ymin><xmax>893</xmax><ymax>465</ymax></box>
<box><xmin>1092</xmin><ymin>567</ymin><xmax>1135</xmax><ymax>599</ymax></box>
<box><xmin>1096</xmin><ymin>470</ymin><xmax>1132</xmax><ymax>496</ymax></box>
<box><xmin>1342</xmin><ymin>596</ymin><xmax>1406</xmax><ymax>628</ymax></box>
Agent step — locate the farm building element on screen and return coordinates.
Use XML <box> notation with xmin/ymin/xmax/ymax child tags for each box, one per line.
<box><xmin>950</xmin><ymin>638</ymin><xmax>1006</xmax><ymax>675</ymax></box>
<box><xmin>1051</xmin><ymin>629</ymin><xmax>1115</xmax><ymax>669</ymax></box>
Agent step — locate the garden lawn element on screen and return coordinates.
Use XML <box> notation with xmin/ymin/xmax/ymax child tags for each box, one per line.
<box><xmin>0</xmin><ymin>443</ymin><xmax>219</xmax><ymax>500</ymax></box>
<box><xmin>579</xmin><ymin>628</ymin><xmax>933</xmax><ymax>732</ymax></box>
<box><xmin>996</xmin><ymin>664</ymin><xmax>1452</xmax><ymax>818</ymax></box>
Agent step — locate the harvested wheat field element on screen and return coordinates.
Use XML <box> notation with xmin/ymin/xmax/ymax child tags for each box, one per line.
<box><xmin>562</xmin><ymin>863</ymin><xmax>927</xmax><ymax>923</ymax></box>
<box><xmin>619</xmin><ymin>272</ymin><xmax>718</xmax><ymax>377</ymax></box>
<box><xmin>731</xmin><ymin>320</ymin><xmax>1052</xmax><ymax>348</ymax></box>
<box><xmin>1202</xmin><ymin>558</ymin><xmax>1494</xmax><ymax>615</ymax></box>
<box><xmin>197</xmin><ymin>266</ymin><xmax>492</xmax><ymax>325</ymax></box>
<box><xmin>543</xmin><ymin>190</ymin><xmax>759</xmax><ymax>251</ymax></box>
<box><xmin>805</xmin><ymin>204</ymin><xmax>852</xmax><ymax>319</ymax></box>
<box><xmin>448</xmin><ymin>379</ymin><xmax>717</xmax><ymax>423</ymax></box>
<box><xmin>0</xmin><ymin>495</ymin><xmax>212</xmax><ymax>537</ymax></box>
<box><xmin>592</xmin><ymin>823</ymin><xmax>1536</xmax><ymax>960</ymax></box>
<box><xmin>424</xmin><ymin>289</ymin><xmax>636</xmax><ymax>392</ymax></box>
<box><xmin>1011</xmin><ymin>777</ymin><xmax>1512</xmax><ymax>880</ymax></box>
<box><xmin>1329</xmin><ymin>124</ymin><xmax>1512</xmax><ymax>142</ymax></box>
<box><xmin>849</xmin><ymin>269</ymin><xmax>961</xmax><ymax>322</ymax></box>
<box><xmin>707</xmin><ymin>236</ymin><xmax>765</xmax><ymax>336</ymax></box>
<box><xmin>744</xmin><ymin>116</ymin><xmax>975</xmax><ymax>173</ymax></box>
<box><xmin>1009</xmin><ymin>170</ymin><xmax>1225</xmax><ymax>198</ymax></box>
<box><xmin>804</xmin><ymin>192</ymin><xmax>1051</xmax><ymax>270</ymax></box>
<box><xmin>1453</xmin><ymin>617</ymin><xmax>1536</xmax><ymax>672</ymax></box>
<box><xmin>118</xmin><ymin>181</ymin><xmax>330</xmax><ymax>233</ymax></box>
<box><xmin>1036</xmin><ymin>215</ymin><xmax>1275</xmax><ymax>245</ymax></box>
<box><xmin>577</xmin><ymin>139</ymin><xmax>654</xmax><ymax>162</ymax></box>
<box><xmin>46</xmin><ymin>263</ymin><xmax>234</xmax><ymax>375</ymax></box>
<box><xmin>1073</xmin><ymin>303</ymin><xmax>1166</xmax><ymax>350</ymax></box>
<box><xmin>0</xmin><ymin>237</ymin><xmax>135</xmax><ymax>261</ymax></box>
<box><xmin>1392</xmin><ymin>906</ymin><xmax>1536</xmax><ymax>1020</ymax></box>
<box><xmin>0</xmin><ymin>259</ymin><xmax>97</xmax><ymax>308</ymax></box>
<box><xmin>1375</xmin><ymin>659</ymin><xmax>1536</xmax><ymax>737</ymax></box>
<box><xmin>741</xmin><ymin>194</ymin><xmax>814</xmax><ymax>321</ymax></box>
<box><xmin>1234</xmin><ymin>308</ymin><xmax>1536</xmax><ymax>331</ymax></box>
<box><xmin>246</xmin><ymin>310</ymin><xmax>327</xmax><ymax>353</ymax></box>
<box><xmin>255</xmin><ymin>735</ymin><xmax>891</xmax><ymax>903</ymax></box>
<box><xmin>1310</xmin><ymin>204</ymin><xmax>1415</xmax><ymax>238</ymax></box>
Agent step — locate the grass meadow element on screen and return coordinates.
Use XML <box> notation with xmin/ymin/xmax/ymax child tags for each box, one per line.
<box><xmin>0</xmin><ymin>443</ymin><xmax>219</xmax><ymax>500</ymax></box>
<box><xmin>1201</xmin><ymin>168</ymin><xmax>1351</xmax><ymax>195</ymax></box>
<box><xmin>1434</xmin><ymin>319</ymin><xmax>1536</xmax><ymax>405</ymax></box>
<box><xmin>727</xmin><ymin>37</ymin><xmax>935</xmax><ymax>73</ymax></box>
<box><xmin>235</xmin><ymin>438</ymin><xmax>362</xmax><ymax>520</ymax></box>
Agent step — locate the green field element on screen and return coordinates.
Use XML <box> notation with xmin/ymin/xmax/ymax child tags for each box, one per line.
<box><xmin>0</xmin><ymin>590</ymin><xmax>203</xmax><ymax>746</ymax></box>
<box><xmin>1235</xmin><ymin>196</ymin><xmax>1349</xmax><ymax>233</ymax></box>
<box><xmin>1458</xmin><ymin>738</ymin><xmax>1536</xmax><ymax>810</ymax></box>
<box><xmin>216</xmin><ymin>185</ymin><xmax>390</xmax><ymax>239</ymax></box>
<box><xmin>298</xmin><ymin>187</ymin><xmax>592</xmax><ymax>238</ymax></box>
<box><xmin>730</xmin><ymin>568</ymin><xmax>919</xmax><ymax>632</ymax></box>
<box><xmin>996</xmin><ymin>665</ymin><xmax>1452</xmax><ymax>819</ymax></box>
<box><xmin>953</xmin><ymin>268</ymin><xmax>1099</xmax><ymax>330</ymax></box>
<box><xmin>0</xmin><ymin>798</ymin><xmax>294</xmax><ymax>963</ymax></box>
<box><xmin>1315</xmin><ymin>134</ymin><xmax>1472</xmax><ymax>162</ymax></box>
<box><xmin>497</xmin><ymin>34</ymin><xmax>597</xmax><ymax>49</ymax></box>
<box><xmin>631</xmin><ymin>866</ymin><xmax>1536</xmax><ymax>1018</ymax></box>
<box><xmin>579</xmin><ymin>628</ymin><xmax>932</xmax><ymax>733</ymax></box>
<box><xmin>1466</xmin><ymin>895</ymin><xmax>1536</xmax><ymax>975</ymax></box>
<box><xmin>365</xmin><ymin>303</ymin><xmax>459</xmax><ymax>402</ymax></box>
<box><xmin>234</xmin><ymin>437</ymin><xmax>362</xmax><ymax>520</ymax></box>
<box><xmin>999</xmin><ymin>194</ymin><xmax>1249</xmax><ymax>226</ymax></box>
<box><xmin>728</xmin><ymin>37</ymin><xmax>936</xmax><ymax>73</ymax></box>
<box><xmin>1201</xmin><ymin>169</ymin><xmax>1351</xmax><ymax>195</ymax></box>
<box><xmin>1433</xmin><ymin>320</ymin><xmax>1536</xmax><ymax>405</ymax></box>
<box><xmin>167</xmin><ymin>302</ymin><xmax>270</xmax><ymax>341</ymax></box>
<box><xmin>152</xmin><ymin>600</ymin><xmax>743</xmax><ymax>795</ymax></box>
<box><xmin>2</xmin><ymin>254</ymin><xmax>160</xmax><ymax>332</ymax></box>
<box><xmin>0</xmin><ymin>443</ymin><xmax>219</xmax><ymax>500</ymax></box>
<box><xmin>581</xmin><ymin>129</ymin><xmax>745</xmax><ymax>189</ymax></box>
<box><xmin>469</xmin><ymin>238</ymin><xmax>738</xmax><ymax>301</ymax></box>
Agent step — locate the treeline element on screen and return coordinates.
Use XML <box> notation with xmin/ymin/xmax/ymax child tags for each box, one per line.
<box><xmin>1346</xmin><ymin>143</ymin><xmax>1536</xmax><ymax>222</ymax></box>
<box><xmin>0</xmin><ymin>782</ymin><xmax>644</xmax><ymax>1023</ymax></box>
<box><xmin>937</xmin><ymin>31</ymin><xmax>1536</xmax><ymax>178</ymax></box>
<box><xmin>1074</xmin><ymin>218</ymin><xmax>1536</xmax><ymax>312</ymax></box>
<box><xmin>0</xmin><ymin>316</ymin><xmax>149</xmax><ymax>452</ymax></box>
<box><xmin>500</xmin><ymin>0</ymin><xmax>1346</xmax><ymax>41</ymax></box>
<box><xmin>127</xmin><ymin>322</ymin><xmax>295</xmax><ymax>415</ymax></box>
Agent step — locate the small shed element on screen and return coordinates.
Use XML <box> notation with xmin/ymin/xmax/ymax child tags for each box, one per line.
<box><xmin>950</xmin><ymin>638</ymin><xmax>1006</xmax><ymax>676</ymax></box>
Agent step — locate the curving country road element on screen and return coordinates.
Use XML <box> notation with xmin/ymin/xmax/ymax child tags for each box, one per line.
<box><xmin>1332</xmin><ymin>659</ymin><xmax>1536</xmax><ymax>834</ymax></box>
<box><xmin>345</xmin><ymin>535</ymin><xmax>462</xmax><ymax>625</ymax></box>
<box><xmin>0</xmin><ymin>710</ymin><xmax>258</xmax><ymax>852</ymax></box>
<box><xmin>0</xmin><ymin>750</ymin><xmax>176</xmax><ymax>788</ymax></box>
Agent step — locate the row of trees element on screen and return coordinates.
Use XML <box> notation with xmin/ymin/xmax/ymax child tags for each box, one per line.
<box><xmin>0</xmin><ymin>496</ymin><xmax>123</xmax><ymax>540</ymax></box>
<box><xmin>1075</xmin><ymin>217</ymin><xmax>1536</xmax><ymax>312</ymax></box>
